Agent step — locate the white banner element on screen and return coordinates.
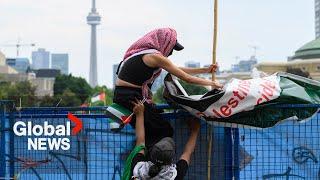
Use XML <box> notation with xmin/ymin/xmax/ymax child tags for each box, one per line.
<box><xmin>202</xmin><ymin>75</ymin><xmax>281</xmax><ymax>118</ymax></box>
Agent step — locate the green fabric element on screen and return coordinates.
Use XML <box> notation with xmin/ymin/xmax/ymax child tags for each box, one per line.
<box><xmin>206</xmin><ymin>72</ymin><xmax>320</xmax><ymax>128</ymax></box>
<box><xmin>121</xmin><ymin>145</ymin><xmax>145</xmax><ymax>180</ymax></box>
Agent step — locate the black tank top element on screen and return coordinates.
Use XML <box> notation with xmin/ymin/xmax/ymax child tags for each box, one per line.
<box><xmin>117</xmin><ymin>54</ymin><xmax>159</xmax><ymax>86</ymax></box>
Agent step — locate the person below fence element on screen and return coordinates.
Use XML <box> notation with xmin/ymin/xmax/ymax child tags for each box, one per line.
<box><xmin>113</xmin><ymin>27</ymin><xmax>221</xmax><ymax>149</ymax></box>
<box><xmin>122</xmin><ymin>99</ymin><xmax>200</xmax><ymax>180</ymax></box>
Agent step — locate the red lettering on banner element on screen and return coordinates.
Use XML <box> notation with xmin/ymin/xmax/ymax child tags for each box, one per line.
<box><xmin>233</xmin><ymin>90</ymin><xmax>245</xmax><ymax>100</ymax></box>
<box><xmin>256</xmin><ymin>98</ymin><xmax>263</xmax><ymax>105</ymax></box>
<box><xmin>212</xmin><ymin>109</ymin><xmax>223</xmax><ymax>118</ymax></box>
<box><xmin>256</xmin><ymin>79</ymin><xmax>277</xmax><ymax>105</ymax></box>
<box><xmin>220</xmin><ymin>105</ymin><xmax>232</xmax><ymax>116</ymax></box>
<box><xmin>227</xmin><ymin>98</ymin><xmax>238</xmax><ymax>108</ymax></box>
<box><xmin>261</xmin><ymin>84</ymin><xmax>273</xmax><ymax>97</ymax></box>
<box><xmin>212</xmin><ymin>80</ymin><xmax>251</xmax><ymax>118</ymax></box>
<box><xmin>238</xmin><ymin>84</ymin><xmax>250</xmax><ymax>96</ymax></box>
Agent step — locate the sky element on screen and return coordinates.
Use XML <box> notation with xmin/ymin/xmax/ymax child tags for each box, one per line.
<box><xmin>0</xmin><ymin>0</ymin><xmax>315</xmax><ymax>88</ymax></box>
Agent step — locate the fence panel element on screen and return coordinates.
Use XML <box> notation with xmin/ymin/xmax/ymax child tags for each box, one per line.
<box><xmin>1</xmin><ymin>102</ymin><xmax>320</xmax><ymax>179</ymax></box>
<box><xmin>0</xmin><ymin>105</ymin><xmax>233</xmax><ymax>180</ymax></box>
<box><xmin>238</xmin><ymin>106</ymin><xmax>320</xmax><ymax>179</ymax></box>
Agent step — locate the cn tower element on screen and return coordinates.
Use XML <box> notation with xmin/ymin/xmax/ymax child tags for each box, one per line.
<box><xmin>87</xmin><ymin>0</ymin><xmax>101</xmax><ymax>87</ymax></box>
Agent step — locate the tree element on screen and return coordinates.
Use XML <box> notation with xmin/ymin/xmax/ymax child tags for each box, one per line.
<box><xmin>56</xmin><ymin>88</ymin><xmax>82</xmax><ymax>107</ymax></box>
<box><xmin>7</xmin><ymin>81</ymin><xmax>37</xmax><ymax>107</ymax></box>
<box><xmin>153</xmin><ymin>86</ymin><xmax>165</xmax><ymax>104</ymax></box>
<box><xmin>54</xmin><ymin>74</ymin><xmax>92</xmax><ymax>103</ymax></box>
<box><xmin>286</xmin><ymin>68</ymin><xmax>311</xmax><ymax>78</ymax></box>
<box><xmin>38</xmin><ymin>95</ymin><xmax>60</xmax><ymax>107</ymax></box>
<box><xmin>0</xmin><ymin>82</ymin><xmax>11</xmax><ymax>99</ymax></box>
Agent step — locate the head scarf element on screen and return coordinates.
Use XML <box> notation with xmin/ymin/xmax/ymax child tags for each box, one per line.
<box><xmin>121</xmin><ymin>28</ymin><xmax>178</xmax><ymax>103</ymax></box>
<box><xmin>123</xmin><ymin>28</ymin><xmax>177</xmax><ymax>60</ymax></box>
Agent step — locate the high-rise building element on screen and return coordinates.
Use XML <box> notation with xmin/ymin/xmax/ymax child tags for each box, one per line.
<box><xmin>32</xmin><ymin>48</ymin><xmax>50</xmax><ymax>69</ymax></box>
<box><xmin>51</xmin><ymin>53</ymin><xmax>69</xmax><ymax>74</ymax></box>
<box><xmin>316</xmin><ymin>0</ymin><xmax>320</xmax><ymax>38</ymax></box>
<box><xmin>6</xmin><ymin>58</ymin><xmax>30</xmax><ymax>73</ymax></box>
<box><xmin>87</xmin><ymin>0</ymin><xmax>101</xmax><ymax>87</ymax></box>
<box><xmin>232</xmin><ymin>56</ymin><xmax>257</xmax><ymax>72</ymax></box>
<box><xmin>185</xmin><ymin>61</ymin><xmax>200</xmax><ymax>68</ymax></box>
<box><xmin>113</xmin><ymin>64</ymin><xmax>119</xmax><ymax>87</ymax></box>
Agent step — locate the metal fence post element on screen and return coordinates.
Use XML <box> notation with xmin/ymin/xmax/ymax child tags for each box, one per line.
<box><xmin>224</xmin><ymin>127</ymin><xmax>240</xmax><ymax>180</ymax></box>
<box><xmin>9</xmin><ymin>109</ymin><xmax>15</xmax><ymax>178</ymax></box>
<box><xmin>0</xmin><ymin>102</ymin><xmax>6</xmax><ymax>177</ymax></box>
<box><xmin>232</xmin><ymin>128</ymin><xmax>240</xmax><ymax>180</ymax></box>
<box><xmin>224</xmin><ymin>128</ymin><xmax>232</xmax><ymax>180</ymax></box>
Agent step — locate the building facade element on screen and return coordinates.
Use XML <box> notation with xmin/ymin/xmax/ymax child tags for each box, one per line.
<box><xmin>232</xmin><ymin>56</ymin><xmax>257</xmax><ymax>72</ymax></box>
<box><xmin>112</xmin><ymin>64</ymin><xmax>119</xmax><ymax>87</ymax></box>
<box><xmin>316</xmin><ymin>0</ymin><xmax>320</xmax><ymax>38</ymax></box>
<box><xmin>0</xmin><ymin>52</ymin><xmax>18</xmax><ymax>74</ymax></box>
<box><xmin>256</xmin><ymin>60</ymin><xmax>320</xmax><ymax>81</ymax></box>
<box><xmin>0</xmin><ymin>51</ymin><xmax>5</xmax><ymax>66</ymax></box>
<box><xmin>31</xmin><ymin>78</ymin><xmax>55</xmax><ymax>97</ymax></box>
<box><xmin>51</xmin><ymin>53</ymin><xmax>69</xmax><ymax>74</ymax></box>
<box><xmin>184</xmin><ymin>61</ymin><xmax>200</xmax><ymax>68</ymax></box>
<box><xmin>6</xmin><ymin>58</ymin><xmax>30</xmax><ymax>73</ymax></box>
<box><xmin>32</xmin><ymin>48</ymin><xmax>50</xmax><ymax>69</ymax></box>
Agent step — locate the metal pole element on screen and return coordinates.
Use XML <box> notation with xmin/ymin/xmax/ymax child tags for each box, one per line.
<box><xmin>0</xmin><ymin>102</ymin><xmax>6</xmax><ymax>177</ymax></box>
<box><xmin>208</xmin><ymin>0</ymin><xmax>218</xmax><ymax>179</ymax></box>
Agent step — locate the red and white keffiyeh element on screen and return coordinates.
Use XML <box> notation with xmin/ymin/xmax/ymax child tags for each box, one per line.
<box><xmin>123</xmin><ymin>28</ymin><xmax>177</xmax><ymax>60</ymax></box>
<box><xmin>122</xmin><ymin>28</ymin><xmax>178</xmax><ymax>103</ymax></box>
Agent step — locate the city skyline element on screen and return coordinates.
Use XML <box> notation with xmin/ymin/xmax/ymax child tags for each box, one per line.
<box><xmin>0</xmin><ymin>0</ymin><xmax>315</xmax><ymax>87</ymax></box>
<box><xmin>51</xmin><ymin>53</ymin><xmax>69</xmax><ymax>75</ymax></box>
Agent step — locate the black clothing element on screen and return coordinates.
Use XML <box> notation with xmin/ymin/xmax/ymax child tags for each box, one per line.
<box><xmin>113</xmin><ymin>86</ymin><xmax>174</xmax><ymax>149</ymax></box>
<box><xmin>131</xmin><ymin>153</ymin><xmax>189</xmax><ymax>180</ymax></box>
<box><xmin>117</xmin><ymin>54</ymin><xmax>159</xmax><ymax>86</ymax></box>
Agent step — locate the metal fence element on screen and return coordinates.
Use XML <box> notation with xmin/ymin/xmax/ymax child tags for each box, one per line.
<box><xmin>0</xmin><ymin>101</ymin><xmax>319</xmax><ymax>180</ymax></box>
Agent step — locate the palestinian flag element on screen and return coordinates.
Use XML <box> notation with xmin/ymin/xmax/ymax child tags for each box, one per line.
<box><xmin>91</xmin><ymin>92</ymin><xmax>106</xmax><ymax>103</ymax></box>
<box><xmin>105</xmin><ymin>103</ymin><xmax>132</xmax><ymax>125</ymax></box>
<box><xmin>163</xmin><ymin>72</ymin><xmax>320</xmax><ymax>128</ymax></box>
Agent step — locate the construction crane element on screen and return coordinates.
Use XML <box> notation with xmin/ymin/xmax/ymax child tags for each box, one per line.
<box><xmin>0</xmin><ymin>39</ymin><xmax>36</xmax><ymax>57</ymax></box>
<box><xmin>249</xmin><ymin>45</ymin><xmax>259</xmax><ymax>57</ymax></box>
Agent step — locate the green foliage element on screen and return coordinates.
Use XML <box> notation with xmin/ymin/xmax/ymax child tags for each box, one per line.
<box><xmin>0</xmin><ymin>82</ymin><xmax>11</xmax><ymax>99</ymax></box>
<box><xmin>56</xmin><ymin>88</ymin><xmax>82</xmax><ymax>107</ymax></box>
<box><xmin>38</xmin><ymin>95</ymin><xmax>59</xmax><ymax>107</ymax></box>
<box><xmin>54</xmin><ymin>74</ymin><xmax>92</xmax><ymax>103</ymax></box>
<box><xmin>153</xmin><ymin>86</ymin><xmax>165</xmax><ymax>104</ymax></box>
<box><xmin>0</xmin><ymin>74</ymin><xmax>114</xmax><ymax>107</ymax></box>
<box><xmin>0</xmin><ymin>81</ymin><xmax>37</xmax><ymax>107</ymax></box>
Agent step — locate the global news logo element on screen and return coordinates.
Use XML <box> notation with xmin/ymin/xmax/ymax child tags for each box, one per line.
<box><xmin>12</xmin><ymin>113</ymin><xmax>83</xmax><ymax>151</ymax></box>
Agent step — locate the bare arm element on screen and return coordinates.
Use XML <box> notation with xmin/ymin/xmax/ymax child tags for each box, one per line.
<box><xmin>143</xmin><ymin>54</ymin><xmax>222</xmax><ymax>88</ymax></box>
<box><xmin>179</xmin><ymin>64</ymin><xmax>218</xmax><ymax>75</ymax></box>
<box><xmin>132</xmin><ymin>100</ymin><xmax>145</xmax><ymax>154</ymax></box>
<box><xmin>180</xmin><ymin>119</ymin><xmax>201</xmax><ymax>164</ymax></box>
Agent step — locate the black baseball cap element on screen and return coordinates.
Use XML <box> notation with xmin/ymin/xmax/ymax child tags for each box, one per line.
<box><xmin>149</xmin><ymin>137</ymin><xmax>175</xmax><ymax>165</ymax></box>
<box><xmin>173</xmin><ymin>41</ymin><xmax>184</xmax><ymax>51</ymax></box>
